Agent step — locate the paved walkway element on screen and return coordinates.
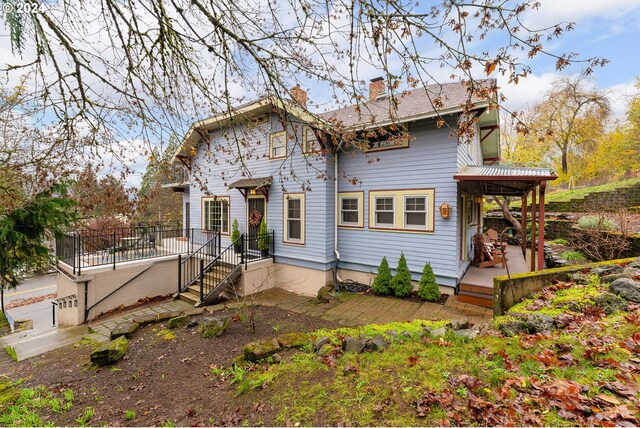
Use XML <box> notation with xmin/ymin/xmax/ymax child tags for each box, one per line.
<box><xmin>85</xmin><ymin>299</ymin><xmax>194</xmax><ymax>343</ymax></box>
<box><xmin>251</xmin><ymin>288</ymin><xmax>492</xmax><ymax>327</ymax></box>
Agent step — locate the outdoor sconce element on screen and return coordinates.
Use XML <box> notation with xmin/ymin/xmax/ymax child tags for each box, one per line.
<box><xmin>439</xmin><ymin>202</ymin><xmax>451</xmax><ymax>219</ymax></box>
<box><xmin>250</xmin><ymin>189</ymin><xmax>257</xmax><ymax>195</ymax></box>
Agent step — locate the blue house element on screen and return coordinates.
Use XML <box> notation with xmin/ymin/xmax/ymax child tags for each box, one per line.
<box><xmin>167</xmin><ymin>78</ymin><xmax>556</xmax><ymax>305</ymax></box>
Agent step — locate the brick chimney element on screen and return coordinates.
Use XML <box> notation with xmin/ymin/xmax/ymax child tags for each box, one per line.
<box><xmin>369</xmin><ymin>77</ymin><xmax>385</xmax><ymax>101</ymax></box>
<box><xmin>291</xmin><ymin>84</ymin><xmax>307</xmax><ymax>108</ymax></box>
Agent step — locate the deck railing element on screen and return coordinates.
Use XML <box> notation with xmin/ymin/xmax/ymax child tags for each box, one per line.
<box><xmin>56</xmin><ymin>226</ymin><xmax>212</xmax><ymax>275</ymax></box>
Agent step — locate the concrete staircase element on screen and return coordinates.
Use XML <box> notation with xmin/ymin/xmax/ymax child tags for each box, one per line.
<box><xmin>177</xmin><ymin>261</ymin><xmax>241</xmax><ymax>306</ymax></box>
<box><xmin>457</xmin><ymin>283</ymin><xmax>493</xmax><ymax>308</ymax></box>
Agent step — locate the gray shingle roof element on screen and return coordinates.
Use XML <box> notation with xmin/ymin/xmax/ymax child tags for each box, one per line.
<box><xmin>320</xmin><ymin>79</ymin><xmax>496</xmax><ymax>128</ymax></box>
<box><xmin>227</xmin><ymin>177</ymin><xmax>273</xmax><ymax>189</ymax></box>
<box><xmin>455</xmin><ymin>165</ymin><xmax>558</xmax><ymax>180</ymax></box>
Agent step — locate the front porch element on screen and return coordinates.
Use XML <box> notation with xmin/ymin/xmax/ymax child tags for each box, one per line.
<box><xmin>458</xmin><ymin>244</ymin><xmax>537</xmax><ymax>308</ymax></box>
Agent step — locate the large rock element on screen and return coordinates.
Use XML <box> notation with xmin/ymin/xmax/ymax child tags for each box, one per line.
<box><xmin>343</xmin><ymin>336</ymin><xmax>366</xmax><ymax>353</ymax></box>
<box><xmin>365</xmin><ymin>335</ymin><xmax>389</xmax><ymax>351</ymax></box>
<box><xmin>109</xmin><ymin>321</ymin><xmax>139</xmax><ymax>340</ymax></box>
<box><xmin>610</xmin><ymin>278</ymin><xmax>640</xmax><ymax>303</ymax></box>
<box><xmin>198</xmin><ymin>317</ymin><xmax>229</xmax><ymax>338</ymax></box>
<box><xmin>455</xmin><ymin>329</ymin><xmax>479</xmax><ymax>340</ymax></box>
<box><xmin>591</xmin><ymin>265</ymin><xmax>624</xmax><ymax>276</ymax></box>
<box><xmin>497</xmin><ymin>318</ymin><xmax>528</xmax><ymax>336</ymax></box>
<box><xmin>243</xmin><ymin>338</ymin><xmax>281</xmax><ymax>362</ymax></box>
<box><xmin>314</xmin><ymin>336</ymin><xmax>331</xmax><ymax>352</ymax></box>
<box><xmin>627</xmin><ymin>258</ymin><xmax>640</xmax><ymax>269</ymax></box>
<box><xmin>277</xmin><ymin>333</ymin><xmax>309</xmax><ymax>349</ymax></box>
<box><xmin>167</xmin><ymin>315</ymin><xmax>189</xmax><ymax>329</ymax></box>
<box><xmin>428</xmin><ymin>327</ymin><xmax>448</xmax><ymax>338</ymax></box>
<box><xmin>447</xmin><ymin>319</ymin><xmax>470</xmax><ymax>331</ymax></box>
<box><xmin>569</xmin><ymin>272</ymin><xmax>590</xmax><ymax>285</ymax></box>
<box><xmin>594</xmin><ymin>293</ymin><xmax>628</xmax><ymax>315</ymax></box>
<box><xmin>133</xmin><ymin>310</ymin><xmax>183</xmax><ymax>326</ymax></box>
<box><xmin>525</xmin><ymin>313</ymin><xmax>555</xmax><ymax>333</ymax></box>
<box><xmin>91</xmin><ymin>336</ymin><xmax>129</xmax><ymax>366</ymax></box>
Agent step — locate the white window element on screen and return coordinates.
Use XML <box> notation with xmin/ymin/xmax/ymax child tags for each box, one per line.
<box><xmin>405</xmin><ymin>196</ymin><xmax>427</xmax><ymax>229</ymax></box>
<box><xmin>303</xmin><ymin>126</ymin><xmax>320</xmax><ymax>154</ymax></box>
<box><xmin>374</xmin><ymin>197</ymin><xmax>395</xmax><ymax>227</ymax></box>
<box><xmin>284</xmin><ymin>193</ymin><xmax>305</xmax><ymax>244</ymax></box>
<box><xmin>270</xmin><ymin>131</ymin><xmax>286</xmax><ymax>159</ymax></box>
<box><xmin>202</xmin><ymin>197</ymin><xmax>230</xmax><ymax>234</ymax></box>
<box><xmin>338</xmin><ymin>192</ymin><xmax>364</xmax><ymax>228</ymax></box>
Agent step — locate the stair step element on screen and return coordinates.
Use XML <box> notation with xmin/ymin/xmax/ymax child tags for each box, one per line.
<box><xmin>458</xmin><ymin>290</ymin><xmax>493</xmax><ymax>308</ymax></box>
<box><xmin>203</xmin><ymin>269</ymin><xmax>233</xmax><ymax>281</ymax></box>
<box><xmin>459</xmin><ymin>283</ymin><xmax>494</xmax><ymax>296</ymax></box>
<box><xmin>178</xmin><ymin>291</ymin><xmax>200</xmax><ymax>305</ymax></box>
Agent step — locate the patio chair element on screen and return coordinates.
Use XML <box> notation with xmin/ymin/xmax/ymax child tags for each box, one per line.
<box><xmin>486</xmin><ymin>228</ymin><xmax>507</xmax><ymax>251</ymax></box>
<box><xmin>473</xmin><ymin>233</ymin><xmax>507</xmax><ymax>269</ymax></box>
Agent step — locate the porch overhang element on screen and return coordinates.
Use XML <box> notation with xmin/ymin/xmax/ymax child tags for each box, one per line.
<box><xmin>228</xmin><ymin>176</ymin><xmax>273</xmax><ymax>202</ymax></box>
<box><xmin>454</xmin><ymin>165</ymin><xmax>558</xmax><ymax>197</ymax></box>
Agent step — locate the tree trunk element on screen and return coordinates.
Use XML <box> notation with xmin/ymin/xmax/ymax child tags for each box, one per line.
<box><xmin>1</xmin><ymin>287</ymin><xmax>4</xmax><ymax>315</ymax></box>
<box><xmin>493</xmin><ymin>197</ymin><xmax>524</xmax><ymax>238</ymax></box>
<box><xmin>561</xmin><ymin>150</ymin><xmax>568</xmax><ymax>174</ymax></box>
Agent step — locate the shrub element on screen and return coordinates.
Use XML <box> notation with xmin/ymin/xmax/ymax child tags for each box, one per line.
<box><xmin>231</xmin><ymin>219</ymin><xmax>241</xmax><ymax>244</ymax></box>
<box><xmin>577</xmin><ymin>215</ymin><xmax>616</xmax><ymax>231</ymax></box>
<box><xmin>391</xmin><ymin>252</ymin><xmax>413</xmax><ymax>297</ymax></box>
<box><xmin>258</xmin><ymin>217</ymin><xmax>270</xmax><ymax>251</ymax></box>
<box><xmin>561</xmin><ymin>250</ymin><xmax>587</xmax><ymax>262</ymax></box>
<box><xmin>371</xmin><ymin>257</ymin><xmax>392</xmax><ymax>295</ymax></box>
<box><xmin>548</xmin><ymin>238</ymin><xmax>569</xmax><ymax>246</ymax></box>
<box><xmin>417</xmin><ymin>262</ymin><xmax>440</xmax><ymax>302</ymax></box>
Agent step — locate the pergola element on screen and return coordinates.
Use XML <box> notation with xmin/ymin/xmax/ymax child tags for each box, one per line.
<box><xmin>454</xmin><ymin>165</ymin><xmax>559</xmax><ymax>271</ymax></box>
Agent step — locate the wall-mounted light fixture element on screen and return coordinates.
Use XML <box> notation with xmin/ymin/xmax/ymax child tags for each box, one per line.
<box><xmin>439</xmin><ymin>202</ymin><xmax>451</xmax><ymax>219</ymax></box>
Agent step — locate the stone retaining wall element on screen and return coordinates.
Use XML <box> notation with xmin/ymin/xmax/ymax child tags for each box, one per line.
<box><xmin>483</xmin><ymin>217</ymin><xmax>575</xmax><ymax>241</ymax></box>
<box><xmin>493</xmin><ymin>257</ymin><xmax>637</xmax><ymax>316</ymax></box>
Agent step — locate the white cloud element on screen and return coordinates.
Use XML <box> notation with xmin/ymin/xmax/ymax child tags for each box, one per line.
<box><xmin>606</xmin><ymin>81</ymin><xmax>637</xmax><ymax>119</ymax></box>
<box><xmin>498</xmin><ymin>72</ymin><xmax>560</xmax><ymax>111</ymax></box>
<box><xmin>524</xmin><ymin>0</ymin><xmax>640</xmax><ymax>29</ymax></box>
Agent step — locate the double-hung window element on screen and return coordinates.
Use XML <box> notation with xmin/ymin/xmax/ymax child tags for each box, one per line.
<box><xmin>284</xmin><ymin>193</ymin><xmax>305</xmax><ymax>244</ymax></box>
<box><xmin>202</xmin><ymin>197</ymin><xmax>230</xmax><ymax>234</ymax></box>
<box><xmin>405</xmin><ymin>196</ymin><xmax>427</xmax><ymax>229</ymax></box>
<box><xmin>270</xmin><ymin>131</ymin><xmax>286</xmax><ymax>159</ymax></box>
<box><xmin>374</xmin><ymin>197</ymin><xmax>395</xmax><ymax>227</ymax></box>
<box><xmin>337</xmin><ymin>192</ymin><xmax>364</xmax><ymax>228</ymax></box>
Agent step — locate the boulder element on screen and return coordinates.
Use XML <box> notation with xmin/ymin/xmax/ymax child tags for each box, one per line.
<box><xmin>400</xmin><ymin>330</ymin><xmax>412</xmax><ymax>338</ymax></box>
<box><xmin>627</xmin><ymin>258</ymin><xmax>640</xmax><ymax>269</ymax></box>
<box><xmin>343</xmin><ymin>337</ymin><xmax>366</xmax><ymax>353</ymax></box>
<box><xmin>429</xmin><ymin>327</ymin><xmax>448</xmax><ymax>338</ymax></box>
<box><xmin>591</xmin><ymin>265</ymin><xmax>624</xmax><ymax>276</ymax></box>
<box><xmin>270</xmin><ymin>353</ymin><xmax>282</xmax><ymax>364</ymax></box>
<box><xmin>365</xmin><ymin>335</ymin><xmax>389</xmax><ymax>351</ymax></box>
<box><xmin>109</xmin><ymin>321</ymin><xmax>139</xmax><ymax>340</ymax></box>
<box><xmin>243</xmin><ymin>338</ymin><xmax>281</xmax><ymax>362</ymax></box>
<box><xmin>454</xmin><ymin>329</ymin><xmax>478</xmax><ymax>339</ymax></box>
<box><xmin>167</xmin><ymin>315</ymin><xmax>188</xmax><ymax>329</ymax></box>
<box><xmin>384</xmin><ymin>330</ymin><xmax>398</xmax><ymax>339</ymax></box>
<box><xmin>277</xmin><ymin>333</ymin><xmax>309</xmax><ymax>349</ymax></box>
<box><xmin>447</xmin><ymin>319</ymin><xmax>469</xmax><ymax>331</ymax></box>
<box><xmin>314</xmin><ymin>336</ymin><xmax>331</xmax><ymax>352</ymax></box>
<box><xmin>601</xmin><ymin>273</ymin><xmax>626</xmax><ymax>284</ymax></box>
<box><xmin>594</xmin><ymin>293</ymin><xmax>628</xmax><ymax>315</ymax></box>
<box><xmin>317</xmin><ymin>344</ymin><xmax>334</xmax><ymax>357</ymax></box>
<box><xmin>90</xmin><ymin>336</ymin><xmax>129</xmax><ymax>366</ymax></box>
<box><xmin>132</xmin><ymin>310</ymin><xmax>183</xmax><ymax>326</ymax></box>
<box><xmin>497</xmin><ymin>318</ymin><xmax>528</xmax><ymax>336</ymax></box>
<box><xmin>525</xmin><ymin>313</ymin><xmax>555</xmax><ymax>333</ymax></box>
<box><xmin>569</xmin><ymin>272</ymin><xmax>590</xmax><ymax>285</ymax></box>
<box><xmin>317</xmin><ymin>285</ymin><xmax>338</xmax><ymax>304</ymax></box>
<box><xmin>198</xmin><ymin>317</ymin><xmax>229</xmax><ymax>338</ymax></box>
<box><xmin>610</xmin><ymin>278</ymin><xmax>640</xmax><ymax>303</ymax></box>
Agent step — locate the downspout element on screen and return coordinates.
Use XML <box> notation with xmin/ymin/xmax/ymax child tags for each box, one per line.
<box><xmin>333</xmin><ymin>142</ymin><xmax>344</xmax><ymax>291</ymax></box>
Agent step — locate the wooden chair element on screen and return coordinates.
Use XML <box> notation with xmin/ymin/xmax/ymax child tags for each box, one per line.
<box><xmin>486</xmin><ymin>228</ymin><xmax>507</xmax><ymax>251</ymax></box>
<box><xmin>473</xmin><ymin>233</ymin><xmax>507</xmax><ymax>269</ymax></box>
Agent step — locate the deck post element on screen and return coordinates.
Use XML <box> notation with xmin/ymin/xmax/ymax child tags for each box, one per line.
<box><xmin>521</xmin><ymin>191</ymin><xmax>527</xmax><ymax>258</ymax></box>
<box><xmin>530</xmin><ymin>187</ymin><xmax>537</xmax><ymax>272</ymax></box>
<box><xmin>537</xmin><ymin>181</ymin><xmax>546</xmax><ymax>271</ymax></box>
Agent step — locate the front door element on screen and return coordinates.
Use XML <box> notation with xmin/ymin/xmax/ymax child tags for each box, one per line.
<box><xmin>247</xmin><ymin>197</ymin><xmax>266</xmax><ymax>251</ymax></box>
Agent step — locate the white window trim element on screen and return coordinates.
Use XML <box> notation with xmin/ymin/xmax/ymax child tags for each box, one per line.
<box><xmin>201</xmin><ymin>196</ymin><xmax>230</xmax><ymax>235</ymax></box>
<box><xmin>404</xmin><ymin>195</ymin><xmax>428</xmax><ymax>230</ymax></box>
<box><xmin>368</xmin><ymin>189</ymin><xmax>435</xmax><ymax>233</ymax></box>
<box><xmin>270</xmin><ymin>131</ymin><xmax>287</xmax><ymax>159</ymax></box>
<box><xmin>303</xmin><ymin>125</ymin><xmax>321</xmax><ymax>155</ymax></box>
<box><xmin>337</xmin><ymin>192</ymin><xmax>364</xmax><ymax>228</ymax></box>
<box><xmin>283</xmin><ymin>193</ymin><xmax>306</xmax><ymax>245</ymax></box>
<box><xmin>373</xmin><ymin>196</ymin><xmax>395</xmax><ymax>228</ymax></box>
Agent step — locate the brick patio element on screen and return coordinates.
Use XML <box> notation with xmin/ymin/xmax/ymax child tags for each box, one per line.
<box><xmin>251</xmin><ymin>288</ymin><xmax>493</xmax><ymax>327</ymax></box>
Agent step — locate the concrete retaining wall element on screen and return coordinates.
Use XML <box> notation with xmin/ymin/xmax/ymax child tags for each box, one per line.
<box><xmin>493</xmin><ymin>257</ymin><xmax>637</xmax><ymax>316</ymax></box>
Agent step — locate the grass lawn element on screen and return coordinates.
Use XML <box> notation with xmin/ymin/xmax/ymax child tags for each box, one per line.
<box><xmin>508</xmin><ymin>177</ymin><xmax>640</xmax><ymax>209</ymax></box>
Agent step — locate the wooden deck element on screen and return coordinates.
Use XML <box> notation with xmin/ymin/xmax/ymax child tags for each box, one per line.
<box><xmin>458</xmin><ymin>245</ymin><xmax>535</xmax><ymax>308</ymax></box>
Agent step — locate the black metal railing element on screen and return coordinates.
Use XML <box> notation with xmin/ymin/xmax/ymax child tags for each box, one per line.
<box><xmin>56</xmin><ymin>226</ymin><xmax>213</xmax><ymax>275</ymax></box>
<box><xmin>159</xmin><ymin>163</ymin><xmax>189</xmax><ymax>185</ymax></box>
<box><xmin>178</xmin><ymin>232</ymin><xmax>221</xmax><ymax>293</ymax></box>
<box><xmin>242</xmin><ymin>231</ymin><xmax>275</xmax><ymax>269</ymax></box>
<box><xmin>198</xmin><ymin>235</ymin><xmax>244</xmax><ymax>300</ymax></box>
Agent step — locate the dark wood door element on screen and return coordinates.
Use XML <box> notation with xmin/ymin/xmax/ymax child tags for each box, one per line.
<box><xmin>247</xmin><ymin>197</ymin><xmax>265</xmax><ymax>250</ymax></box>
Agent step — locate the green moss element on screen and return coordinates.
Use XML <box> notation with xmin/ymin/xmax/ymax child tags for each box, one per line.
<box><xmin>561</xmin><ymin>250</ymin><xmax>588</xmax><ymax>262</ymax></box>
<box><xmin>4</xmin><ymin>346</ymin><xmax>17</xmax><ymax>362</ymax></box>
<box><xmin>156</xmin><ymin>329</ymin><xmax>176</xmax><ymax>340</ymax></box>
